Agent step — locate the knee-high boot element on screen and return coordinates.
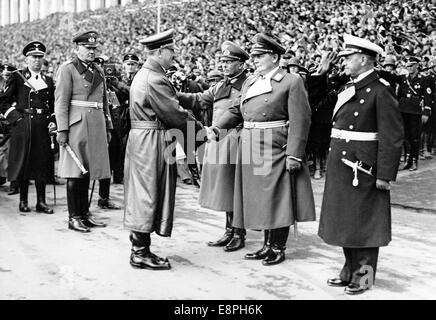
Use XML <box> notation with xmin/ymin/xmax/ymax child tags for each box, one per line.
<box><xmin>207</xmin><ymin>211</ymin><xmax>234</xmax><ymax>247</ymax></box>
<box><xmin>129</xmin><ymin>231</ymin><xmax>171</xmax><ymax>270</ymax></box>
<box><xmin>18</xmin><ymin>180</ymin><xmax>30</xmax><ymax>212</ymax></box>
<box><xmin>262</xmin><ymin>227</ymin><xmax>289</xmax><ymax>266</ymax></box>
<box><xmin>35</xmin><ymin>180</ymin><xmax>54</xmax><ymax>214</ymax></box>
<box><xmin>67</xmin><ymin>178</ymin><xmax>90</xmax><ymax>233</ymax></box>
<box><xmin>81</xmin><ymin>176</ymin><xmax>106</xmax><ymax>228</ymax></box>
<box><xmin>244</xmin><ymin>230</ymin><xmax>273</xmax><ymax>260</ymax></box>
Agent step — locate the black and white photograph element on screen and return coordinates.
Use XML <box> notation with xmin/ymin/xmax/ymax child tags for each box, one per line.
<box><xmin>0</xmin><ymin>0</ymin><xmax>436</xmax><ymax>305</ymax></box>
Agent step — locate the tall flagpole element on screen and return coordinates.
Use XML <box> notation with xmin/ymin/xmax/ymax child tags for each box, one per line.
<box><xmin>157</xmin><ymin>0</ymin><xmax>161</xmax><ymax>33</ymax></box>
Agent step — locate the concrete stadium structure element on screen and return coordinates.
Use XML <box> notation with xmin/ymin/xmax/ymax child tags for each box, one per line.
<box><xmin>0</xmin><ymin>0</ymin><xmax>150</xmax><ymax>26</ymax></box>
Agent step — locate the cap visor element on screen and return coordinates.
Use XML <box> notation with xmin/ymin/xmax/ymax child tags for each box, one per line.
<box><xmin>338</xmin><ymin>50</ymin><xmax>355</xmax><ymax>57</ymax></box>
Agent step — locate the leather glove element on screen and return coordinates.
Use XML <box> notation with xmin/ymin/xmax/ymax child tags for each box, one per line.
<box><xmin>286</xmin><ymin>158</ymin><xmax>302</xmax><ymax>173</ymax></box>
<box><xmin>57</xmin><ymin>131</ymin><xmax>68</xmax><ymax>147</ymax></box>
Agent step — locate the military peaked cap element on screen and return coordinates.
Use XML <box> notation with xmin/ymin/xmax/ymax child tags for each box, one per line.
<box><xmin>140</xmin><ymin>29</ymin><xmax>176</xmax><ymax>51</ymax></box>
<box><xmin>22</xmin><ymin>41</ymin><xmax>46</xmax><ymax>57</ymax></box>
<box><xmin>73</xmin><ymin>31</ymin><xmax>99</xmax><ymax>48</ymax></box>
<box><xmin>339</xmin><ymin>34</ymin><xmax>383</xmax><ymax>57</ymax></box>
<box><xmin>221</xmin><ymin>41</ymin><xmax>249</xmax><ymax>61</ymax></box>
<box><xmin>250</xmin><ymin>33</ymin><xmax>285</xmax><ymax>55</ymax></box>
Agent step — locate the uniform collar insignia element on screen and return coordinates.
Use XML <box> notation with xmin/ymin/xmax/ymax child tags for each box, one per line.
<box><xmin>271</xmin><ymin>68</ymin><xmax>285</xmax><ymax>82</ymax></box>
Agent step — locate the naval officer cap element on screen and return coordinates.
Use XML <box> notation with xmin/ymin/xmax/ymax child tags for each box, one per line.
<box><xmin>140</xmin><ymin>29</ymin><xmax>177</xmax><ymax>51</ymax></box>
<box><xmin>338</xmin><ymin>34</ymin><xmax>383</xmax><ymax>58</ymax></box>
<box><xmin>220</xmin><ymin>41</ymin><xmax>249</xmax><ymax>61</ymax></box>
<box><xmin>250</xmin><ymin>33</ymin><xmax>286</xmax><ymax>56</ymax></box>
<box><xmin>22</xmin><ymin>41</ymin><xmax>46</xmax><ymax>57</ymax></box>
<box><xmin>123</xmin><ymin>53</ymin><xmax>140</xmax><ymax>64</ymax></box>
<box><xmin>73</xmin><ymin>31</ymin><xmax>99</xmax><ymax>48</ymax></box>
<box><xmin>0</xmin><ymin>63</ymin><xmax>17</xmax><ymax>72</ymax></box>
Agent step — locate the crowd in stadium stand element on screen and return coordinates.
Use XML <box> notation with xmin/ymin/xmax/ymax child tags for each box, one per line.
<box><xmin>1</xmin><ymin>0</ymin><xmax>436</xmax><ymax>186</ymax></box>
<box><xmin>0</xmin><ymin>0</ymin><xmax>435</xmax><ymax>77</ymax></box>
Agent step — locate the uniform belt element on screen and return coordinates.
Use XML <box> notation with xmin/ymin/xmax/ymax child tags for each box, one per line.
<box><xmin>70</xmin><ymin>100</ymin><xmax>103</xmax><ymax>109</ymax></box>
<box><xmin>243</xmin><ymin>120</ymin><xmax>288</xmax><ymax>129</ymax></box>
<box><xmin>23</xmin><ymin>108</ymin><xmax>49</xmax><ymax>115</ymax></box>
<box><xmin>130</xmin><ymin>120</ymin><xmax>166</xmax><ymax>130</ymax></box>
<box><xmin>331</xmin><ymin>128</ymin><xmax>378</xmax><ymax>141</ymax></box>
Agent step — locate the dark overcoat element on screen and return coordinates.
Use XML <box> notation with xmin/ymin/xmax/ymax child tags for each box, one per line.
<box><xmin>123</xmin><ymin>58</ymin><xmax>202</xmax><ymax>236</ymax></box>
<box><xmin>0</xmin><ymin>68</ymin><xmax>55</xmax><ymax>182</ymax></box>
<box><xmin>55</xmin><ymin>58</ymin><xmax>112</xmax><ymax>180</ymax></box>
<box><xmin>318</xmin><ymin>71</ymin><xmax>404</xmax><ymax>248</ymax></box>
<box><xmin>178</xmin><ymin>71</ymin><xmax>247</xmax><ymax>212</ymax></box>
<box><xmin>216</xmin><ymin>68</ymin><xmax>316</xmax><ymax>230</ymax></box>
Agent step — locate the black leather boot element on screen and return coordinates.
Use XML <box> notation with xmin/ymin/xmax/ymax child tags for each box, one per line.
<box><xmin>35</xmin><ymin>180</ymin><xmax>54</xmax><ymax>214</ymax></box>
<box><xmin>18</xmin><ymin>180</ymin><xmax>30</xmax><ymax>212</ymax></box>
<box><xmin>401</xmin><ymin>153</ymin><xmax>412</xmax><ymax>170</ymax></box>
<box><xmin>262</xmin><ymin>227</ymin><xmax>289</xmax><ymax>266</ymax></box>
<box><xmin>409</xmin><ymin>158</ymin><xmax>418</xmax><ymax>171</ymax></box>
<box><xmin>80</xmin><ymin>177</ymin><xmax>106</xmax><ymax>228</ymax></box>
<box><xmin>97</xmin><ymin>178</ymin><xmax>121</xmax><ymax>209</ymax></box>
<box><xmin>67</xmin><ymin>178</ymin><xmax>90</xmax><ymax>233</ymax></box>
<box><xmin>8</xmin><ymin>181</ymin><xmax>19</xmax><ymax>195</ymax></box>
<box><xmin>207</xmin><ymin>211</ymin><xmax>234</xmax><ymax>247</ymax></box>
<box><xmin>129</xmin><ymin>232</ymin><xmax>171</xmax><ymax>270</ymax></box>
<box><xmin>245</xmin><ymin>230</ymin><xmax>272</xmax><ymax>260</ymax></box>
<box><xmin>224</xmin><ymin>228</ymin><xmax>246</xmax><ymax>252</ymax></box>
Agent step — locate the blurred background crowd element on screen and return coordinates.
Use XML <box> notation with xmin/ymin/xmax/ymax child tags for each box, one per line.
<box><xmin>0</xmin><ymin>0</ymin><xmax>435</xmax><ymax>78</ymax></box>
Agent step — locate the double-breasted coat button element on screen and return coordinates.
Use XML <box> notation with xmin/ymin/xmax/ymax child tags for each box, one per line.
<box><xmin>329</xmin><ymin>147</ymin><xmax>332</xmax><ymax>152</ymax></box>
<box><xmin>366</xmin><ymin>88</ymin><xmax>371</xmax><ymax>93</ymax></box>
<box><xmin>85</xmin><ymin>84</ymin><xmax>89</xmax><ymax>88</ymax></box>
<box><xmin>360</xmin><ymin>99</ymin><xmax>365</xmax><ymax>104</ymax></box>
<box><xmin>262</xmin><ymin>113</ymin><xmax>266</xmax><ymax>116</ymax></box>
<box><xmin>349</xmin><ymin>125</ymin><xmax>354</xmax><ymax>130</ymax></box>
<box><xmin>354</xmin><ymin>112</ymin><xmax>359</xmax><ymax>117</ymax></box>
<box><xmin>342</xmin><ymin>151</ymin><xmax>347</xmax><ymax>155</ymax></box>
<box><xmin>332</xmin><ymin>121</ymin><xmax>336</xmax><ymax>125</ymax></box>
<box><xmin>264</xmin><ymin>99</ymin><xmax>268</xmax><ymax>102</ymax></box>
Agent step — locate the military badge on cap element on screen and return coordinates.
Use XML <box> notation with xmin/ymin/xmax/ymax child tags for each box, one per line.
<box><xmin>220</xmin><ymin>41</ymin><xmax>249</xmax><ymax>61</ymax></box>
<box><xmin>250</xmin><ymin>33</ymin><xmax>286</xmax><ymax>56</ymax></box>
<box><xmin>0</xmin><ymin>63</ymin><xmax>17</xmax><ymax>72</ymax></box>
<box><xmin>123</xmin><ymin>53</ymin><xmax>140</xmax><ymax>64</ymax></box>
<box><xmin>22</xmin><ymin>41</ymin><xmax>46</xmax><ymax>57</ymax></box>
<box><xmin>73</xmin><ymin>31</ymin><xmax>100</xmax><ymax>48</ymax></box>
<box><xmin>140</xmin><ymin>29</ymin><xmax>177</xmax><ymax>51</ymax></box>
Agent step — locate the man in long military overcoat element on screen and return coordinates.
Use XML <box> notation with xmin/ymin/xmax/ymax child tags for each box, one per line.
<box><xmin>55</xmin><ymin>31</ymin><xmax>113</xmax><ymax>233</ymax></box>
<box><xmin>124</xmin><ymin>29</ymin><xmax>203</xmax><ymax>270</ymax></box>
<box><xmin>0</xmin><ymin>42</ymin><xmax>55</xmax><ymax>213</ymax></box>
<box><xmin>318</xmin><ymin>34</ymin><xmax>404</xmax><ymax>295</ymax></box>
<box><xmin>178</xmin><ymin>41</ymin><xmax>249</xmax><ymax>252</ymax></box>
<box><xmin>212</xmin><ymin>33</ymin><xmax>316</xmax><ymax>266</ymax></box>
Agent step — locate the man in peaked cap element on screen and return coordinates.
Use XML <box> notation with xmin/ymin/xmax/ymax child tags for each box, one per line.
<box><xmin>178</xmin><ymin>40</ymin><xmax>250</xmax><ymax>253</ymax></box>
<box><xmin>210</xmin><ymin>33</ymin><xmax>315</xmax><ymax>266</ymax></box>
<box><xmin>55</xmin><ymin>31</ymin><xmax>113</xmax><ymax>233</ymax></box>
<box><xmin>103</xmin><ymin>53</ymin><xmax>140</xmax><ymax>186</ymax></box>
<box><xmin>380</xmin><ymin>54</ymin><xmax>433</xmax><ymax>170</ymax></box>
<box><xmin>0</xmin><ymin>41</ymin><xmax>56</xmax><ymax>214</ymax></box>
<box><xmin>318</xmin><ymin>34</ymin><xmax>404</xmax><ymax>295</ymax></box>
<box><xmin>124</xmin><ymin>29</ymin><xmax>203</xmax><ymax>270</ymax></box>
